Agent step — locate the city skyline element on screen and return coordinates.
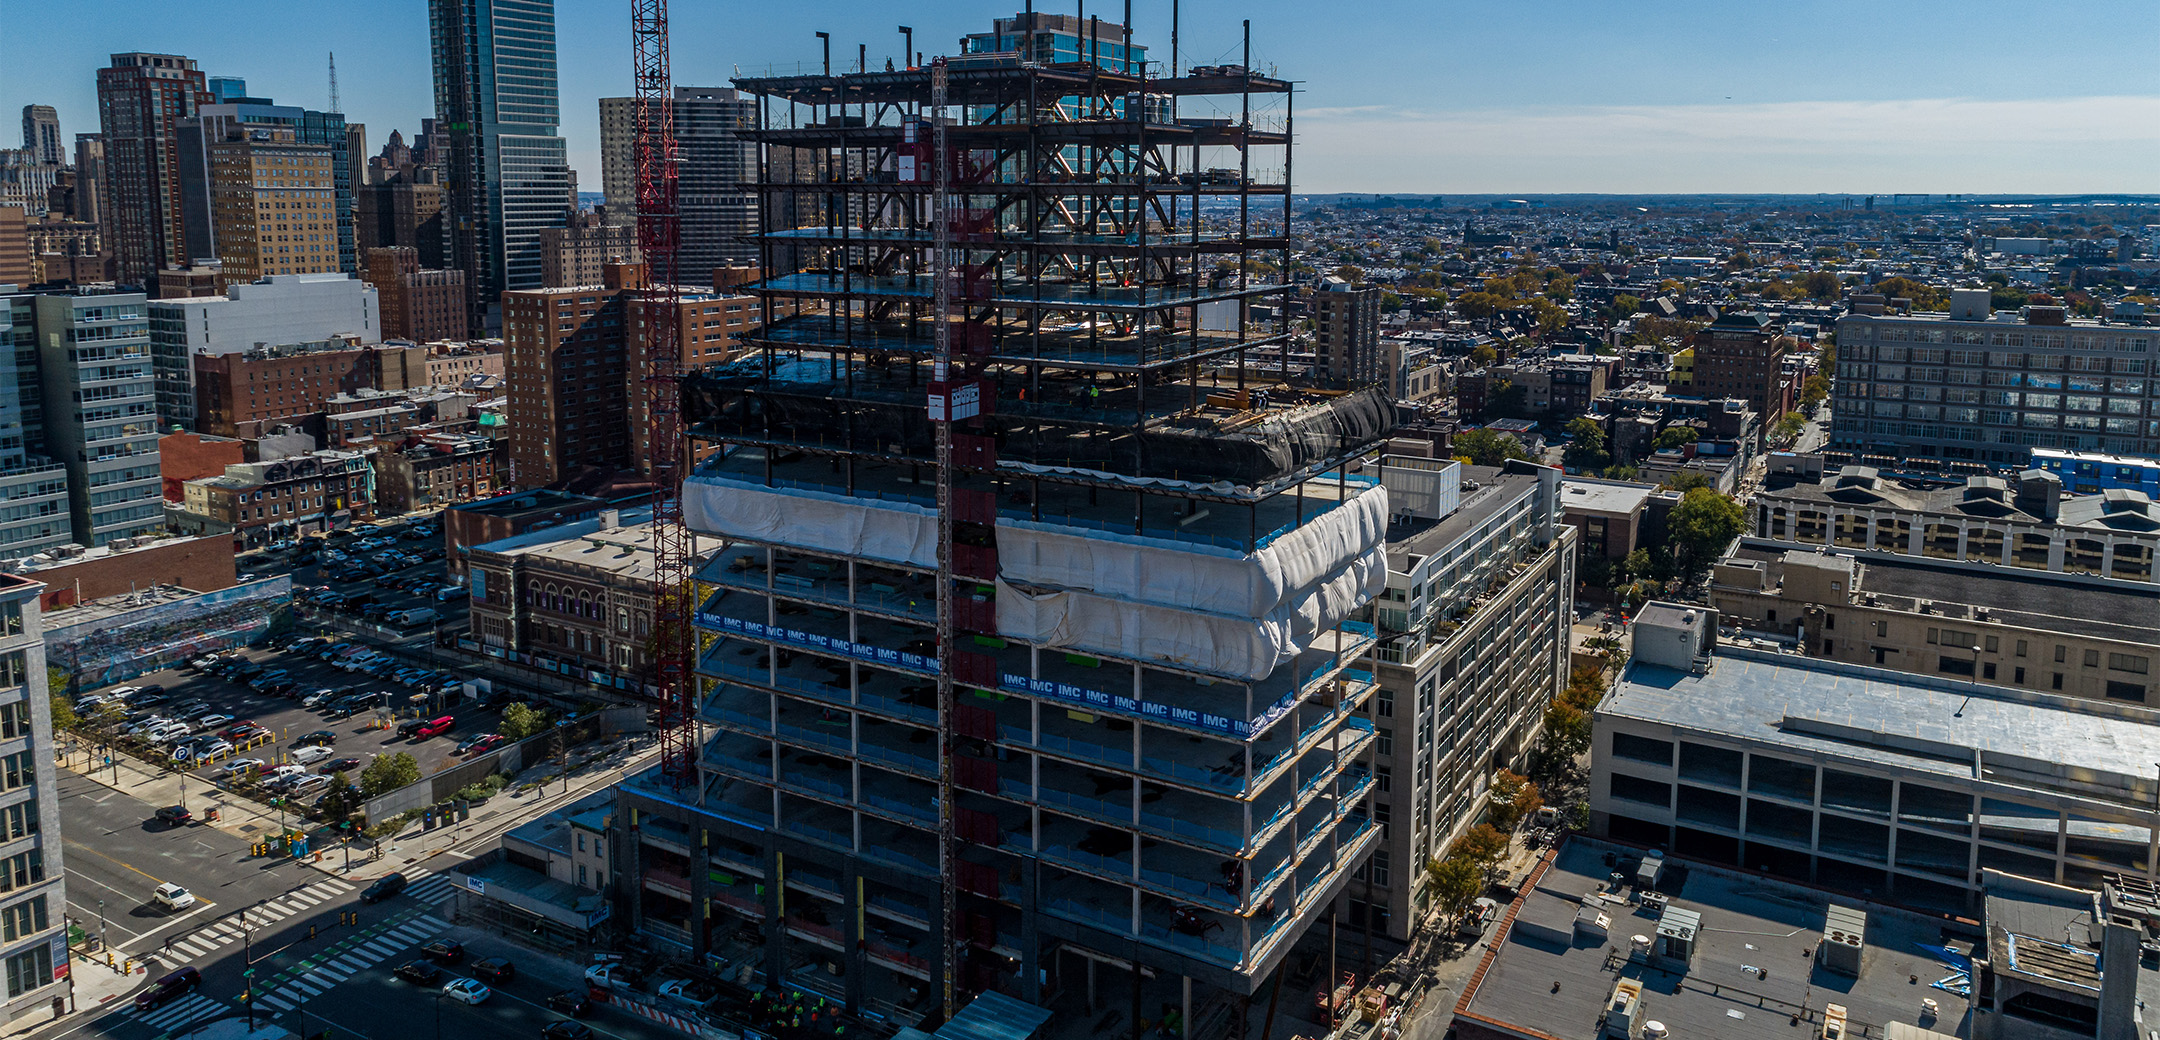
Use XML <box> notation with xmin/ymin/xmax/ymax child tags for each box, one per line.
<box><xmin>3</xmin><ymin>0</ymin><xmax>2153</xmax><ymax>196</ymax></box>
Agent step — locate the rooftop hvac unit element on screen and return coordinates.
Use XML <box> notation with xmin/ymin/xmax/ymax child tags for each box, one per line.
<box><xmin>1602</xmin><ymin>978</ymin><xmax>1644</xmax><ymax>1039</ymax></box>
<box><xmin>1819</xmin><ymin>904</ymin><xmax>1867</xmax><ymax>977</ymax></box>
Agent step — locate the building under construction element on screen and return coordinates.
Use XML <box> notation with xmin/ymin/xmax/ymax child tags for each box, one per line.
<box><xmin>612</xmin><ymin>11</ymin><xmax>1390</xmax><ymax>1033</ymax></box>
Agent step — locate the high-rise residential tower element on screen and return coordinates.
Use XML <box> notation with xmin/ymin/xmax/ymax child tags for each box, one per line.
<box><xmin>19</xmin><ymin>107</ymin><xmax>60</xmax><ymax>167</ymax></box>
<box><xmin>599</xmin><ymin>87</ymin><xmax>759</xmax><ymax>276</ymax></box>
<box><xmin>428</xmin><ymin>0</ymin><xmax>574</xmax><ymax>332</ymax></box>
<box><xmin>613</xmin><ymin>16</ymin><xmax>1389</xmax><ymax>1023</ymax></box>
<box><xmin>96</xmin><ymin>53</ymin><xmax>210</xmax><ymax>291</ymax></box>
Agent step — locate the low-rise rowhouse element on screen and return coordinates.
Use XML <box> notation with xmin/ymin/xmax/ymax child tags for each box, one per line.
<box><xmin>176</xmin><ymin>450</ymin><xmax>374</xmax><ymax>549</ymax></box>
<box><xmin>449</xmin><ymin>792</ymin><xmax>613</xmax><ymax>949</ymax></box>
<box><xmin>372</xmin><ymin>434</ymin><xmax>501</xmax><ymax>514</ymax></box>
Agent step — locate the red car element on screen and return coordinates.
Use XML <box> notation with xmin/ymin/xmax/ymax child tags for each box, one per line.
<box><xmin>457</xmin><ymin>734</ymin><xmax>505</xmax><ymax>756</ymax></box>
<box><xmin>415</xmin><ymin>716</ymin><xmax>455</xmax><ymax>739</ymax></box>
<box><xmin>218</xmin><ymin>721</ymin><xmax>260</xmax><ymax>739</ymax></box>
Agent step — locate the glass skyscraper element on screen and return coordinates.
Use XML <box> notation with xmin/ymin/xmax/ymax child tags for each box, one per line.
<box><xmin>429</xmin><ymin>0</ymin><xmax>573</xmax><ymax>332</ymax></box>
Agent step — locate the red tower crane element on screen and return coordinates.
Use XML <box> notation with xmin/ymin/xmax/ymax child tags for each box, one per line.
<box><xmin>630</xmin><ymin>0</ymin><xmax>694</xmax><ymax>783</ymax></box>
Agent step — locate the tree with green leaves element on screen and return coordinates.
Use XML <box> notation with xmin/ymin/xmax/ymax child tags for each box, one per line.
<box><xmin>1454</xmin><ymin>292</ymin><xmax>1508</xmax><ymax>321</ymax></box>
<box><xmin>360</xmin><ymin>752</ymin><xmax>422</xmax><ymax>796</ymax></box>
<box><xmin>1468</xmin><ymin>343</ymin><xmax>1499</xmax><ymax>366</ymax></box>
<box><xmin>1652</xmin><ymin>426</ymin><xmax>1696</xmax><ymax>453</ymax></box>
<box><xmin>1799</xmin><ymin>373</ymin><xmax>1830</xmax><ymax>409</ymax></box>
<box><xmin>1773</xmin><ymin>411</ymin><xmax>1806</xmax><ymax>445</ymax></box>
<box><xmin>1425</xmin><ymin>855</ymin><xmax>1485</xmax><ymax>926</ymax></box>
<box><xmin>1799</xmin><ymin>271</ymin><xmax>1841</xmax><ymax>300</ymax></box>
<box><xmin>317</xmin><ymin>772</ymin><xmax>363</xmax><ymax>825</ymax></box>
<box><xmin>47</xmin><ymin>682</ymin><xmax>76</xmax><ymax>732</ymax></box>
<box><xmin>1560</xmin><ymin>417</ymin><xmax>1610</xmax><ymax>473</ymax></box>
<box><xmin>1666</xmin><ymin>487</ymin><xmax>1746</xmax><ymax>580</ymax></box>
<box><xmin>1452</xmin><ymin>429</ymin><xmax>1532</xmax><ymax>468</ymax></box>
<box><xmin>499</xmin><ymin>702</ymin><xmax>552</xmax><ymax>741</ymax></box>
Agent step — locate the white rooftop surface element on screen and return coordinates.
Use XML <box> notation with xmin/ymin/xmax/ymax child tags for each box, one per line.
<box><xmin>1603</xmin><ymin>648</ymin><xmax>2160</xmax><ymax>798</ymax></box>
<box><xmin>1559</xmin><ymin>478</ymin><xmax>1655</xmax><ymax>516</ymax></box>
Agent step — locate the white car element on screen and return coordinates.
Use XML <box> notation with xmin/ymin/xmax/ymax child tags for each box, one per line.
<box><xmin>197</xmin><ymin>713</ymin><xmax>233</xmax><ymax>729</ymax></box>
<box><xmin>302</xmin><ymin>688</ymin><xmax>338</xmax><ymax>708</ymax></box>
<box><xmin>288</xmin><ymin>745</ymin><xmax>335</xmax><ymax>765</ymax></box>
<box><xmin>442</xmin><ymin>978</ymin><xmax>491</xmax><ymax>1005</ymax></box>
<box><xmin>288</xmin><ymin>774</ymin><xmax>332</xmax><ymax>795</ymax></box>
<box><xmin>220</xmin><ymin>758</ymin><xmax>265</xmax><ymax>777</ymax></box>
<box><xmin>257</xmin><ymin>765</ymin><xmax>306</xmax><ymax>787</ymax></box>
<box><xmin>148</xmin><ymin>724</ymin><xmax>194</xmax><ymax>745</ymax></box>
<box><xmin>153</xmin><ymin>883</ymin><xmax>196</xmax><ymax>910</ymax></box>
<box><xmin>107</xmin><ymin>686</ymin><xmax>143</xmax><ymax>699</ymax></box>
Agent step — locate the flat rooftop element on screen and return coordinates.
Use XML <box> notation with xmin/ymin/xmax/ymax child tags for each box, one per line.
<box><xmin>1602</xmin><ymin>648</ymin><xmax>2160</xmax><ymax>807</ymax></box>
<box><xmin>1559</xmin><ymin>478</ymin><xmax>1656</xmax><ymax>517</ymax></box>
<box><xmin>1387</xmin><ymin>465</ymin><xmax>1537</xmax><ymax>564</ymax></box>
<box><xmin>1458</xmin><ymin>838</ymin><xmax>1971</xmax><ymax>1039</ymax></box>
<box><xmin>450</xmin><ymin>489</ymin><xmax>606</xmax><ymax>520</ymax></box>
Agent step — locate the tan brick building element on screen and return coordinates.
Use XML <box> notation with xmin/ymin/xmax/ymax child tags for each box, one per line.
<box><xmin>203</xmin><ymin>125</ymin><xmax>338</xmax><ymax>281</ymax></box>
<box><xmin>1712</xmin><ymin>538</ymin><xmax>2156</xmax><ymax>706</ymax></box>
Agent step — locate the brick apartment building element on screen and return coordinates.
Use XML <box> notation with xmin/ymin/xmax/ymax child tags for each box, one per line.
<box><xmin>191</xmin><ymin>340</ymin><xmax>376</xmax><ymax>437</ymax></box>
<box><xmin>373</xmin><ymin>434</ymin><xmax>500</xmax><ymax>513</ymax></box>
<box><xmin>539</xmin><ymin>209</ymin><xmax>639</xmax><ymax>289</ymax></box>
<box><xmin>1691</xmin><ymin>311</ymin><xmax>1795</xmax><ymax>431</ymax></box>
<box><xmin>179</xmin><ymin>450</ymin><xmax>373</xmax><ymax>548</ymax></box>
<box><xmin>157</xmin><ymin>431</ymin><xmax>246</xmax><ymax>501</ymax></box>
<box><xmin>506</xmin><ymin>263</ymin><xmax>768</xmax><ymax>488</ymax></box>
<box><xmin>364</xmin><ymin>246</ymin><xmax>466</xmax><ymax>343</ymax></box>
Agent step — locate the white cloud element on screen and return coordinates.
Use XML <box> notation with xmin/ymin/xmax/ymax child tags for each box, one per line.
<box><xmin>1294</xmin><ymin>96</ymin><xmax>2160</xmax><ymax>193</ymax></box>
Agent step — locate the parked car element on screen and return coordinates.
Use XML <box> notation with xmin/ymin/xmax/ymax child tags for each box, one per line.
<box><xmin>197</xmin><ymin>713</ymin><xmax>233</xmax><ymax>729</ymax></box>
<box><xmin>656</xmin><ymin>978</ymin><xmax>713</xmax><ymax>1011</ymax></box>
<box><xmin>134</xmin><ymin>966</ymin><xmax>201</xmax><ymax>1010</ymax></box>
<box><xmin>545</xmin><ymin>990</ymin><xmax>593</xmax><ymax>1017</ymax></box>
<box><xmin>302</xmin><ymin>688</ymin><xmax>339</xmax><ymax>707</ymax></box>
<box><xmin>415</xmin><ymin>716</ymin><xmax>455</xmax><ymax>739</ymax></box>
<box><xmin>220</xmin><ymin>758</ymin><xmax>265</xmax><ymax>777</ymax></box>
<box><xmin>473</xmin><ymin>957</ymin><xmax>515</xmax><ymax>983</ymax></box>
<box><xmin>541</xmin><ymin>1022</ymin><xmax>594</xmax><ymax>1040</ymax></box>
<box><xmin>295</xmin><ymin>730</ymin><xmax>337</xmax><ymax>747</ymax></box>
<box><xmin>455</xmin><ymin>733</ymin><xmax>504</xmax><ymax>756</ymax></box>
<box><xmin>323</xmin><ymin>757</ymin><xmax>364</xmax><ymax>773</ymax></box>
<box><xmin>436</xmin><ymin>586</ymin><xmax>469</xmax><ymax>602</ymax></box>
<box><xmin>289</xmin><ymin>745</ymin><xmax>335</xmax><ymax>766</ymax></box>
<box><xmin>421</xmin><ymin>939</ymin><xmax>464</xmax><ymax>964</ymax></box>
<box><xmin>153</xmin><ymin>805</ymin><xmax>192</xmax><ymax>826</ymax></box>
<box><xmin>257</xmin><ymin>765</ymin><xmax>305</xmax><ymax>787</ymax></box>
<box><xmin>289</xmin><ymin>774</ymin><xmax>332</xmax><ymax>795</ymax></box>
<box><xmin>153</xmin><ymin>883</ymin><xmax>196</xmax><ymax>910</ymax></box>
<box><xmin>393</xmin><ymin>961</ymin><xmax>441</xmax><ymax>985</ymax></box>
<box><xmin>132</xmin><ymin>692</ymin><xmax>169</xmax><ymax>707</ymax></box>
<box><xmin>362</xmin><ymin>873</ymin><xmax>407</xmax><ymax>903</ymax></box>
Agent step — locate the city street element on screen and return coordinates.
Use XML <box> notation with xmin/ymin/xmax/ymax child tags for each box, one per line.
<box><xmin>48</xmin><ymin>752</ymin><xmax>678</xmax><ymax>1040</ymax></box>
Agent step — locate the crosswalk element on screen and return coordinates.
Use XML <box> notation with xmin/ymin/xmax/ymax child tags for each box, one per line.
<box><xmin>400</xmin><ymin>867</ymin><xmax>458</xmax><ymax>905</ymax></box>
<box><xmin>124</xmin><ymin>992</ymin><xmax>229</xmax><ymax>1031</ymax></box>
<box><xmin>159</xmin><ymin>877</ymin><xmax>357</xmax><ymax>960</ymax></box>
<box><xmin>254</xmin><ymin>913</ymin><xmax>449</xmax><ymax>1012</ymax></box>
<box><xmin>156</xmin><ymin>868</ymin><xmax>456</xmax><ymax>960</ymax></box>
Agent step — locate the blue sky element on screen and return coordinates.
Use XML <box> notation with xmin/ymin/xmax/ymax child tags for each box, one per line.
<box><xmin>5</xmin><ymin>0</ymin><xmax>2156</xmax><ymax>193</ymax></box>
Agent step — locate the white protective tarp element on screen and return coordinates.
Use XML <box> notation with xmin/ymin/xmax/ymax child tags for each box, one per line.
<box><xmin>682</xmin><ymin>473</ymin><xmax>1389</xmax><ymax>679</ymax></box>
<box><xmin>682</xmin><ymin>475</ymin><xmax>939</xmax><ymax>568</ymax></box>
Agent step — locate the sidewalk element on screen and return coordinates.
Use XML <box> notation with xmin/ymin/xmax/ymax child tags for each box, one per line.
<box><xmin>58</xmin><ymin>730</ymin><xmax>657</xmax><ymax>882</ymax></box>
<box><xmin>302</xmin><ymin>732</ymin><xmax>659</xmax><ymax>882</ymax></box>
<box><xmin>5</xmin><ymin>947</ymin><xmax>152</xmax><ymax>1038</ymax></box>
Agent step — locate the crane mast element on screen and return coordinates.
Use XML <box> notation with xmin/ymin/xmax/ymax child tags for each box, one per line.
<box><xmin>630</xmin><ymin>0</ymin><xmax>694</xmax><ymax>785</ymax></box>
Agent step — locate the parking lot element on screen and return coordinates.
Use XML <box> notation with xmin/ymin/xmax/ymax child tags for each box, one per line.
<box><xmin>240</xmin><ymin>515</ymin><xmax>472</xmax><ymax>630</ymax></box>
<box><xmin>77</xmin><ymin>637</ymin><xmax>519</xmax><ymax>802</ymax></box>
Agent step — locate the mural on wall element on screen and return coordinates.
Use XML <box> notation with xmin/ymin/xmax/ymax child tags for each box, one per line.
<box><xmin>46</xmin><ymin>577</ymin><xmax>293</xmax><ymax>687</ymax></box>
